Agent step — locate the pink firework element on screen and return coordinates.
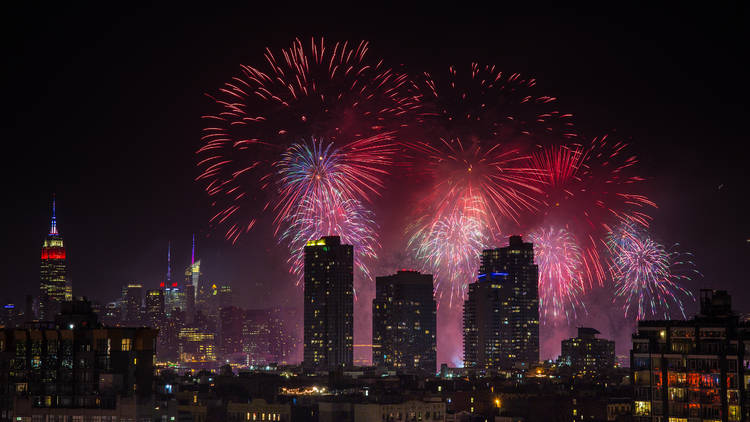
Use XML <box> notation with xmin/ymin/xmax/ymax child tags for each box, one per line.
<box><xmin>527</xmin><ymin>226</ymin><xmax>585</xmax><ymax>324</ymax></box>
<box><xmin>527</xmin><ymin>136</ymin><xmax>656</xmax><ymax>289</ymax></box>
<box><xmin>407</xmin><ymin>196</ymin><xmax>488</xmax><ymax>307</ymax></box>
<box><xmin>275</xmin><ymin>138</ymin><xmax>383</xmax><ymax>285</ymax></box>
<box><xmin>406</xmin><ymin>63</ymin><xmax>575</xmax><ymax>306</ymax></box>
<box><xmin>606</xmin><ymin>222</ymin><xmax>698</xmax><ymax>320</ymax></box>
<box><xmin>197</xmin><ymin>37</ymin><xmax>417</xmax><ymax>245</ymax></box>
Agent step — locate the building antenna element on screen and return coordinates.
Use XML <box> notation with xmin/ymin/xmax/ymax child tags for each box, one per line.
<box><xmin>49</xmin><ymin>194</ymin><xmax>58</xmax><ymax>235</ymax></box>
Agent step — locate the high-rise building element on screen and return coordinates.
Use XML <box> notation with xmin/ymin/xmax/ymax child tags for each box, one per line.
<box><xmin>219</xmin><ymin>306</ymin><xmax>245</xmax><ymax>357</ymax></box>
<box><xmin>631</xmin><ymin>290</ymin><xmax>749</xmax><ymax>422</ymax></box>
<box><xmin>560</xmin><ymin>327</ymin><xmax>615</xmax><ymax>377</ymax></box>
<box><xmin>184</xmin><ymin>284</ymin><xmax>196</xmax><ymax>324</ymax></box>
<box><xmin>145</xmin><ymin>289</ymin><xmax>165</xmax><ymax>328</ymax></box>
<box><xmin>178</xmin><ymin>327</ymin><xmax>216</xmax><ymax>363</ymax></box>
<box><xmin>184</xmin><ymin>235</ymin><xmax>201</xmax><ymax>324</ymax></box>
<box><xmin>463</xmin><ymin>235</ymin><xmax>539</xmax><ymax>371</ymax></box>
<box><xmin>123</xmin><ymin>283</ymin><xmax>143</xmax><ymax>325</ymax></box>
<box><xmin>186</xmin><ymin>234</ymin><xmax>201</xmax><ymax>291</ymax></box>
<box><xmin>372</xmin><ymin>270</ymin><xmax>437</xmax><ymax>372</ymax></box>
<box><xmin>303</xmin><ymin>236</ymin><xmax>353</xmax><ymax>369</ymax></box>
<box><xmin>160</xmin><ymin>307</ymin><xmax>184</xmax><ymax>361</ymax></box>
<box><xmin>218</xmin><ymin>284</ymin><xmax>233</xmax><ymax>310</ymax></box>
<box><xmin>162</xmin><ymin>241</ymin><xmax>182</xmax><ymax>317</ymax></box>
<box><xmin>243</xmin><ymin>309</ymin><xmax>272</xmax><ymax>364</ymax></box>
<box><xmin>24</xmin><ymin>294</ymin><xmax>35</xmax><ymax>322</ymax></box>
<box><xmin>40</xmin><ymin>198</ymin><xmax>70</xmax><ymax>320</ymax></box>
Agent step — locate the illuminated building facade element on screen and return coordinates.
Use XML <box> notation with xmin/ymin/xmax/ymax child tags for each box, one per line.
<box><xmin>160</xmin><ymin>307</ymin><xmax>184</xmax><ymax>361</ymax></box>
<box><xmin>178</xmin><ymin>327</ymin><xmax>216</xmax><ymax>362</ymax></box>
<box><xmin>162</xmin><ymin>241</ymin><xmax>182</xmax><ymax>317</ymax></box>
<box><xmin>303</xmin><ymin>236</ymin><xmax>354</xmax><ymax>369</ymax></box>
<box><xmin>243</xmin><ymin>309</ymin><xmax>272</xmax><ymax>364</ymax></box>
<box><xmin>184</xmin><ymin>235</ymin><xmax>201</xmax><ymax>323</ymax></box>
<box><xmin>184</xmin><ymin>284</ymin><xmax>196</xmax><ymax>323</ymax></box>
<box><xmin>463</xmin><ymin>235</ymin><xmax>539</xmax><ymax>371</ymax></box>
<box><xmin>39</xmin><ymin>198</ymin><xmax>71</xmax><ymax>320</ymax></box>
<box><xmin>123</xmin><ymin>283</ymin><xmax>143</xmax><ymax>325</ymax></box>
<box><xmin>218</xmin><ymin>284</ymin><xmax>233</xmax><ymax>309</ymax></box>
<box><xmin>219</xmin><ymin>306</ymin><xmax>245</xmax><ymax>356</ymax></box>
<box><xmin>0</xmin><ymin>299</ymin><xmax>156</xmax><ymax>420</ymax></box>
<box><xmin>164</xmin><ymin>284</ymin><xmax>181</xmax><ymax>316</ymax></box>
<box><xmin>631</xmin><ymin>290</ymin><xmax>750</xmax><ymax>422</ymax></box>
<box><xmin>145</xmin><ymin>289</ymin><xmax>165</xmax><ymax>328</ymax></box>
<box><xmin>372</xmin><ymin>270</ymin><xmax>437</xmax><ymax>372</ymax></box>
<box><xmin>226</xmin><ymin>399</ymin><xmax>291</xmax><ymax>422</ymax></box>
<box><xmin>560</xmin><ymin>327</ymin><xmax>615</xmax><ymax>377</ymax></box>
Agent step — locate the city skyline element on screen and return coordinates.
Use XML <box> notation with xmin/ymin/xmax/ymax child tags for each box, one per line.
<box><xmin>2</xmin><ymin>5</ymin><xmax>748</xmax><ymax>366</ymax></box>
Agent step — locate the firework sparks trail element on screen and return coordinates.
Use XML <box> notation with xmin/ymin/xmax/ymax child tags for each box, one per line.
<box><xmin>197</xmin><ymin>37</ymin><xmax>417</xmax><ymax>282</ymax></box>
<box><xmin>406</xmin><ymin>63</ymin><xmax>575</xmax><ymax>306</ymax></box>
<box><xmin>527</xmin><ymin>226</ymin><xmax>586</xmax><ymax>324</ymax></box>
<box><xmin>528</xmin><ymin>136</ymin><xmax>657</xmax><ymax>289</ymax></box>
<box><xmin>606</xmin><ymin>222</ymin><xmax>698</xmax><ymax>320</ymax></box>
<box><xmin>275</xmin><ymin>138</ymin><xmax>382</xmax><ymax>286</ymax></box>
<box><xmin>407</xmin><ymin>196</ymin><xmax>488</xmax><ymax>307</ymax></box>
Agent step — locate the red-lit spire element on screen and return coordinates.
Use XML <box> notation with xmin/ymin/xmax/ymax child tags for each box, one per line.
<box><xmin>49</xmin><ymin>195</ymin><xmax>58</xmax><ymax>235</ymax></box>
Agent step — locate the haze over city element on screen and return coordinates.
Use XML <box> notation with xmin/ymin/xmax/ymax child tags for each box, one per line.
<box><xmin>2</xmin><ymin>4</ymin><xmax>748</xmax><ymax>368</ymax></box>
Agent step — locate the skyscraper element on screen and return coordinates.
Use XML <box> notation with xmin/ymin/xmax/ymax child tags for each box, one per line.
<box><xmin>184</xmin><ymin>234</ymin><xmax>200</xmax><ymax>323</ymax></box>
<box><xmin>40</xmin><ymin>197</ymin><xmax>70</xmax><ymax>320</ymax></box>
<box><xmin>219</xmin><ymin>306</ymin><xmax>245</xmax><ymax>357</ymax></box>
<box><xmin>163</xmin><ymin>241</ymin><xmax>181</xmax><ymax>316</ymax></box>
<box><xmin>123</xmin><ymin>283</ymin><xmax>143</xmax><ymax>325</ymax></box>
<box><xmin>631</xmin><ymin>290</ymin><xmax>749</xmax><ymax>422</ymax></box>
<box><xmin>303</xmin><ymin>236</ymin><xmax>354</xmax><ymax>370</ymax></box>
<box><xmin>463</xmin><ymin>235</ymin><xmax>539</xmax><ymax>371</ymax></box>
<box><xmin>372</xmin><ymin>270</ymin><xmax>437</xmax><ymax>372</ymax></box>
<box><xmin>145</xmin><ymin>289</ymin><xmax>165</xmax><ymax>328</ymax></box>
<box><xmin>186</xmin><ymin>234</ymin><xmax>201</xmax><ymax>291</ymax></box>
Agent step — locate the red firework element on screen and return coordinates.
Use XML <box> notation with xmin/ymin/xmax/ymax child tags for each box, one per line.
<box><xmin>197</xmin><ymin>37</ymin><xmax>417</xmax><ymax>244</ymax></box>
<box><xmin>405</xmin><ymin>63</ymin><xmax>576</xmax><ymax>309</ymax></box>
<box><xmin>527</xmin><ymin>135</ymin><xmax>657</xmax><ymax>288</ymax></box>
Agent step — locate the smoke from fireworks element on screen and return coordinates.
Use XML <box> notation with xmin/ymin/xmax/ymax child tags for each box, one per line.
<box><xmin>198</xmin><ymin>37</ymin><xmax>416</xmax><ymax>278</ymax></box>
<box><xmin>406</xmin><ymin>64</ymin><xmax>576</xmax><ymax>308</ymax></box>
<box><xmin>607</xmin><ymin>222</ymin><xmax>698</xmax><ymax>320</ymax></box>
<box><xmin>407</xmin><ymin>196</ymin><xmax>488</xmax><ymax>306</ymax></box>
<box><xmin>275</xmin><ymin>139</ymin><xmax>382</xmax><ymax>284</ymax></box>
<box><xmin>527</xmin><ymin>226</ymin><xmax>586</xmax><ymax>324</ymax></box>
<box><xmin>528</xmin><ymin>136</ymin><xmax>657</xmax><ymax>289</ymax></box>
<box><xmin>404</xmin><ymin>63</ymin><xmax>579</xmax><ymax>366</ymax></box>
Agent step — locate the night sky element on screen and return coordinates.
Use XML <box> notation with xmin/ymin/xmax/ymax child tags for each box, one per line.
<box><xmin>2</xmin><ymin>4</ymin><xmax>748</xmax><ymax>362</ymax></box>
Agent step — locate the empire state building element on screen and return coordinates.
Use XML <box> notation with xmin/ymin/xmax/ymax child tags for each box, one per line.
<box><xmin>40</xmin><ymin>198</ymin><xmax>71</xmax><ymax>320</ymax></box>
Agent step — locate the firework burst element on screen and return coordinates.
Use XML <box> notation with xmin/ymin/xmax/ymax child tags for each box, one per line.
<box><xmin>527</xmin><ymin>226</ymin><xmax>586</xmax><ymax>324</ymax></box>
<box><xmin>606</xmin><ymin>222</ymin><xmax>698</xmax><ymax>320</ymax></box>
<box><xmin>406</xmin><ymin>63</ymin><xmax>574</xmax><ymax>305</ymax></box>
<box><xmin>275</xmin><ymin>138</ymin><xmax>383</xmax><ymax>285</ymax></box>
<box><xmin>407</xmin><ymin>196</ymin><xmax>488</xmax><ymax>307</ymax></box>
<box><xmin>197</xmin><ymin>37</ymin><xmax>416</xmax><ymax>245</ymax></box>
<box><xmin>527</xmin><ymin>136</ymin><xmax>657</xmax><ymax>289</ymax></box>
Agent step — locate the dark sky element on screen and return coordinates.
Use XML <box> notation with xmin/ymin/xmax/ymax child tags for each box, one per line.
<box><xmin>2</xmin><ymin>4</ymin><xmax>748</xmax><ymax>359</ymax></box>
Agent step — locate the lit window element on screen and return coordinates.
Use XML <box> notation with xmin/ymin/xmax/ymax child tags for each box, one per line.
<box><xmin>121</xmin><ymin>338</ymin><xmax>132</xmax><ymax>351</ymax></box>
<box><xmin>634</xmin><ymin>401</ymin><xmax>651</xmax><ymax>416</ymax></box>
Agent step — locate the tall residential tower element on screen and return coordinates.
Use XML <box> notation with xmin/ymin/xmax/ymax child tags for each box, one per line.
<box><xmin>303</xmin><ymin>236</ymin><xmax>353</xmax><ymax>369</ymax></box>
<box><xmin>463</xmin><ymin>235</ymin><xmax>539</xmax><ymax>371</ymax></box>
<box><xmin>372</xmin><ymin>270</ymin><xmax>436</xmax><ymax>372</ymax></box>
